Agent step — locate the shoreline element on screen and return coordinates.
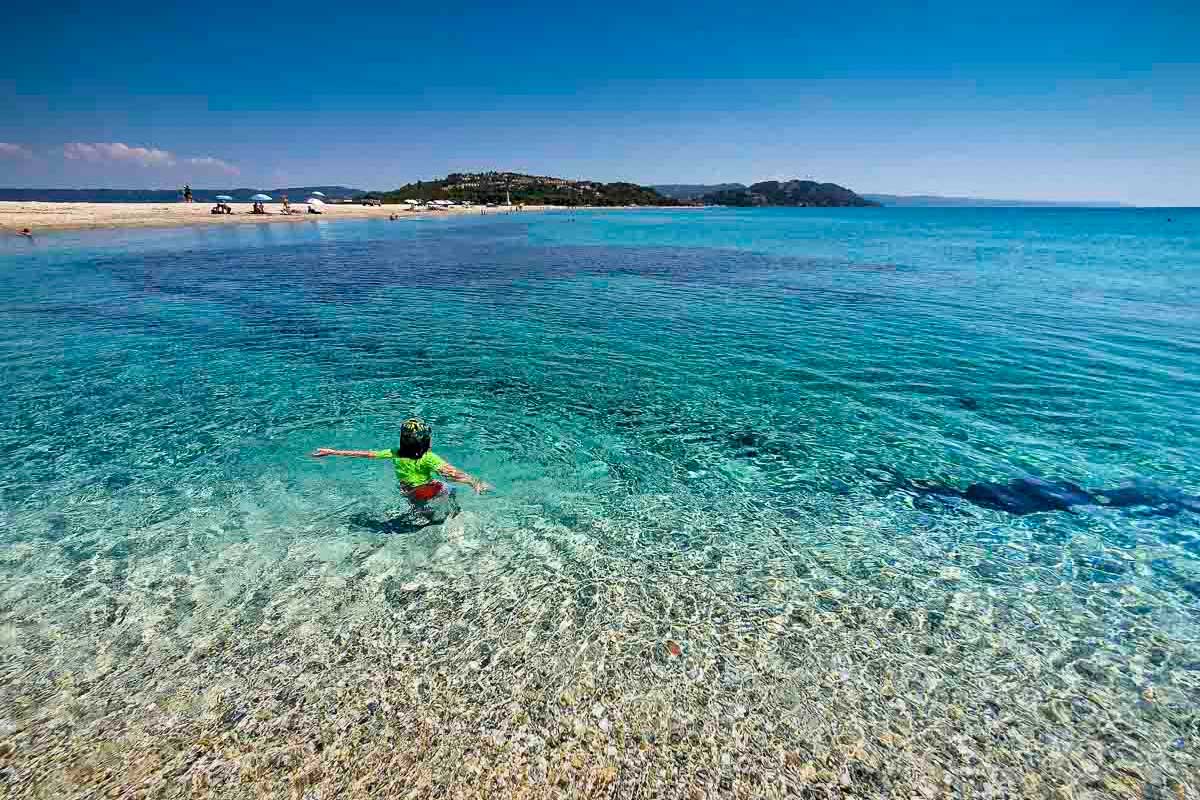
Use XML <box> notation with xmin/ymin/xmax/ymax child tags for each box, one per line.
<box><xmin>0</xmin><ymin>201</ymin><xmax>551</xmax><ymax>233</ymax></box>
<box><xmin>0</xmin><ymin>201</ymin><xmax>702</xmax><ymax>234</ymax></box>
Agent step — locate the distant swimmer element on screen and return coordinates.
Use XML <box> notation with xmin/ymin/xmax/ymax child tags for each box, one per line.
<box><xmin>312</xmin><ymin>417</ymin><xmax>492</xmax><ymax>522</ymax></box>
<box><xmin>18</xmin><ymin>227</ymin><xmax>33</xmax><ymax>239</ymax></box>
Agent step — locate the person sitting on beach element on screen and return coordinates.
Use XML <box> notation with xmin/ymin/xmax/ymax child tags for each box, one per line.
<box><xmin>312</xmin><ymin>418</ymin><xmax>491</xmax><ymax>519</ymax></box>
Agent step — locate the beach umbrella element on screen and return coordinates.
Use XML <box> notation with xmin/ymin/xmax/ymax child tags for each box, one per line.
<box><xmin>404</xmin><ymin>199</ymin><xmax>419</xmax><ymax>205</ymax></box>
<box><xmin>306</xmin><ymin>197</ymin><xmax>325</xmax><ymax>205</ymax></box>
<box><xmin>310</xmin><ymin>191</ymin><xmax>325</xmax><ymax>197</ymax></box>
<box><xmin>251</xmin><ymin>193</ymin><xmax>272</xmax><ymax>201</ymax></box>
<box><xmin>215</xmin><ymin>195</ymin><xmax>233</xmax><ymax>201</ymax></box>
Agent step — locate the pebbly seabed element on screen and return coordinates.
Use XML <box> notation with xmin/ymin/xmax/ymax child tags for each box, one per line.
<box><xmin>1</xmin><ymin>207</ymin><xmax>1198</xmax><ymax>798</ymax></box>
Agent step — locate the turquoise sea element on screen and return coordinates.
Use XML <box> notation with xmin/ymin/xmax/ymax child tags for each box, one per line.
<box><xmin>1</xmin><ymin>208</ymin><xmax>1198</xmax><ymax>797</ymax></box>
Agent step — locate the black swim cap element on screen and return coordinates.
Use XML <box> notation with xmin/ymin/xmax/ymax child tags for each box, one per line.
<box><xmin>398</xmin><ymin>417</ymin><xmax>432</xmax><ymax>458</ymax></box>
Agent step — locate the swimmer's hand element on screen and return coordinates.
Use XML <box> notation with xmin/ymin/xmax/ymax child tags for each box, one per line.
<box><xmin>439</xmin><ymin>463</ymin><xmax>492</xmax><ymax>494</ymax></box>
<box><xmin>311</xmin><ymin>448</ymin><xmax>335</xmax><ymax>458</ymax></box>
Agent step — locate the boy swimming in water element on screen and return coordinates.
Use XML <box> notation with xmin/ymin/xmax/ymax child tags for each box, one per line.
<box><xmin>312</xmin><ymin>418</ymin><xmax>492</xmax><ymax>518</ymax></box>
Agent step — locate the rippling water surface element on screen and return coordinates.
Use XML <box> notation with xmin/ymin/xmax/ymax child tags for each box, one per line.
<box><xmin>2</xmin><ymin>208</ymin><xmax>1199</xmax><ymax>797</ymax></box>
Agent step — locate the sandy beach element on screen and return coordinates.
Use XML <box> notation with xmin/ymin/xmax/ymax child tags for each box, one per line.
<box><xmin>0</xmin><ymin>201</ymin><xmax>555</xmax><ymax>233</ymax></box>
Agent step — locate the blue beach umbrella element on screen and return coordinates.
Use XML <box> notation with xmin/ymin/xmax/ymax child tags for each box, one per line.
<box><xmin>215</xmin><ymin>195</ymin><xmax>233</xmax><ymax>201</ymax></box>
<box><xmin>251</xmin><ymin>193</ymin><xmax>272</xmax><ymax>202</ymax></box>
<box><xmin>310</xmin><ymin>191</ymin><xmax>326</xmax><ymax>197</ymax></box>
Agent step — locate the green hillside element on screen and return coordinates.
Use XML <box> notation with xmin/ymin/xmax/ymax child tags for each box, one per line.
<box><xmin>370</xmin><ymin>172</ymin><xmax>678</xmax><ymax>206</ymax></box>
<box><xmin>703</xmin><ymin>180</ymin><xmax>877</xmax><ymax>207</ymax></box>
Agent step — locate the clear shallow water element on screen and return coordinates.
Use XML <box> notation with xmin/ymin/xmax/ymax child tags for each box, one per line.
<box><xmin>1</xmin><ymin>208</ymin><xmax>1199</xmax><ymax>797</ymax></box>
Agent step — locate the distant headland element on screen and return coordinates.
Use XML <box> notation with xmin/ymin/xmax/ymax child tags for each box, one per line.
<box><xmin>707</xmin><ymin>181</ymin><xmax>876</xmax><ymax>207</ymax></box>
<box><xmin>653</xmin><ymin>181</ymin><xmax>876</xmax><ymax>206</ymax></box>
<box><xmin>363</xmin><ymin>172</ymin><xmax>675</xmax><ymax>207</ymax></box>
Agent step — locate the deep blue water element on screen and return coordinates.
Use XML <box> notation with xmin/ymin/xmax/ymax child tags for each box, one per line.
<box><xmin>2</xmin><ymin>207</ymin><xmax>1199</xmax><ymax>784</ymax></box>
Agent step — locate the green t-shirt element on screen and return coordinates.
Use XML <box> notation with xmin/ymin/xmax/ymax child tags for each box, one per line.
<box><xmin>373</xmin><ymin>450</ymin><xmax>445</xmax><ymax>488</ymax></box>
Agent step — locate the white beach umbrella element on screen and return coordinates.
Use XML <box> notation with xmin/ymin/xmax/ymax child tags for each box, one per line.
<box><xmin>251</xmin><ymin>193</ymin><xmax>272</xmax><ymax>201</ymax></box>
<box><xmin>306</xmin><ymin>197</ymin><xmax>326</xmax><ymax>205</ymax></box>
<box><xmin>311</xmin><ymin>191</ymin><xmax>326</xmax><ymax>197</ymax></box>
<box><xmin>404</xmin><ymin>199</ymin><xmax>419</xmax><ymax>205</ymax></box>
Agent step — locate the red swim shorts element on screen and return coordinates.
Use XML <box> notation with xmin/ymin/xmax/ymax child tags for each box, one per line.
<box><xmin>406</xmin><ymin>481</ymin><xmax>447</xmax><ymax>503</ymax></box>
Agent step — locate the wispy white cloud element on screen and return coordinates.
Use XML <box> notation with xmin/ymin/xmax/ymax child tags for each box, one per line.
<box><xmin>0</xmin><ymin>142</ymin><xmax>34</xmax><ymax>160</ymax></box>
<box><xmin>61</xmin><ymin>142</ymin><xmax>239</xmax><ymax>175</ymax></box>
<box><xmin>184</xmin><ymin>156</ymin><xmax>240</xmax><ymax>176</ymax></box>
<box><xmin>63</xmin><ymin>141</ymin><xmax>176</xmax><ymax>166</ymax></box>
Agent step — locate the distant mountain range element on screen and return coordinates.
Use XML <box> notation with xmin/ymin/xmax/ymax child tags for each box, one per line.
<box><xmin>0</xmin><ymin>187</ymin><xmax>364</xmax><ymax>203</ymax></box>
<box><xmin>861</xmin><ymin>193</ymin><xmax>1128</xmax><ymax>208</ymax></box>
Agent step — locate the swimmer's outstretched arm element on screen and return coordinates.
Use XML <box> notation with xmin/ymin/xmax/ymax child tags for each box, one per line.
<box><xmin>311</xmin><ymin>448</ymin><xmax>380</xmax><ymax>458</ymax></box>
<box><xmin>438</xmin><ymin>462</ymin><xmax>494</xmax><ymax>494</ymax></box>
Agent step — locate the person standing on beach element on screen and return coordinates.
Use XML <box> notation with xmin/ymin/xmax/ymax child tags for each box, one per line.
<box><xmin>183</xmin><ymin>184</ymin><xmax>193</xmax><ymax>202</ymax></box>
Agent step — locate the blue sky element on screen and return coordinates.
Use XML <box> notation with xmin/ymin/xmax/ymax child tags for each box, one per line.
<box><xmin>2</xmin><ymin>0</ymin><xmax>1197</xmax><ymax>204</ymax></box>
